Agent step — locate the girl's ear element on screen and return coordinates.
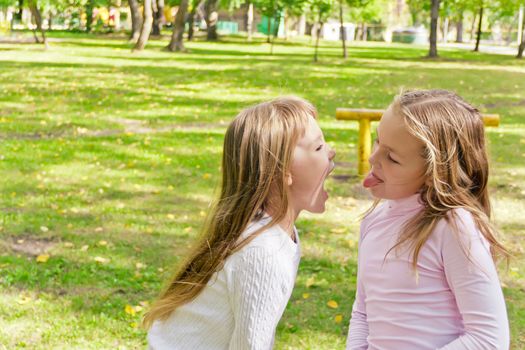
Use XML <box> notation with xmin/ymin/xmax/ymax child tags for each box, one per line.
<box><xmin>286</xmin><ymin>173</ymin><xmax>293</xmax><ymax>186</ymax></box>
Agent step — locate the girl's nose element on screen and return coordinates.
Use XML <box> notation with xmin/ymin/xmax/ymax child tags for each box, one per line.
<box><xmin>328</xmin><ymin>146</ymin><xmax>336</xmax><ymax>160</ymax></box>
<box><xmin>369</xmin><ymin>144</ymin><xmax>379</xmax><ymax>166</ymax></box>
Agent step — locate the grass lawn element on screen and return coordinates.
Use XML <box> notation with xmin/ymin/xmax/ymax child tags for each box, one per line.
<box><xmin>0</xmin><ymin>32</ymin><xmax>524</xmax><ymax>349</ymax></box>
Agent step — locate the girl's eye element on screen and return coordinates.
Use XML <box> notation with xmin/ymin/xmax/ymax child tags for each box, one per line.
<box><xmin>388</xmin><ymin>154</ymin><xmax>399</xmax><ymax>164</ymax></box>
<box><xmin>316</xmin><ymin>144</ymin><xmax>323</xmax><ymax>151</ymax></box>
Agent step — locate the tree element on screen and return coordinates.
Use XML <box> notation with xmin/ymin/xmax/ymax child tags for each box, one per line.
<box><xmin>518</xmin><ymin>4</ymin><xmax>525</xmax><ymax>58</ymax></box>
<box><xmin>152</xmin><ymin>0</ymin><xmax>165</xmax><ymax>35</ymax></box>
<box><xmin>309</xmin><ymin>0</ymin><xmax>334</xmax><ymax>61</ymax></box>
<box><xmin>133</xmin><ymin>0</ymin><xmax>153</xmax><ymax>50</ymax></box>
<box><xmin>129</xmin><ymin>0</ymin><xmax>142</xmax><ymax>41</ymax></box>
<box><xmin>340</xmin><ymin>0</ymin><xmax>376</xmax><ymax>58</ymax></box>
<box><xmin>28</xmin><ymin>0</ymin><xmax>47</xmax><ymax>47</ymax></box>
<box><xmin>167</xmin><ymin>0</ymin><xmax>189</xmax><ymax>50</ymax></box>
<box><xmin>429</xmin><ymin>0</ymin><xmax>440</xmax><ymax>57</ymax></box>
<box><xmin>473</xmin><ymin>0</ymin><xmax>483</xmax><ymax>51</ymax></box>
<box><xmin>204</xmin><ymin>0</ymin><xmax>219</xmax><ymax>40</ymax></box>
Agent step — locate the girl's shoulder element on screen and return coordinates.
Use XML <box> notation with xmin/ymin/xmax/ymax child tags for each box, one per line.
<box><xmin>433</xmin><ymin>207</ymin><xmax>489</xmax><ymax>250</ymax></box>
<box><xmin>232</xmin><ymin>219</ymin><xmax>298</xmax><ymax>260</ymax></box>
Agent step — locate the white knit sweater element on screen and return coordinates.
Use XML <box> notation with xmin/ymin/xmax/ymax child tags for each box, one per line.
<box><xmin>147</xmin><ymin>217</ymin><xmax>301</xmax><ymax>350</ymax></box>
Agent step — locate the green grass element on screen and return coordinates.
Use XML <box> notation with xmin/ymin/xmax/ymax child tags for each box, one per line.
<box><xmin>0</xmin><ymin>32</ymin><xmax>524</xmax><ymax>349</ymax></box>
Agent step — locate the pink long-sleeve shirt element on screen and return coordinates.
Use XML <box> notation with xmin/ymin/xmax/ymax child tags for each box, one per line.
<box><xmin>347</xmin><ymin>194</ymin><xmax>509</xmax><ymax>350</ymax></box>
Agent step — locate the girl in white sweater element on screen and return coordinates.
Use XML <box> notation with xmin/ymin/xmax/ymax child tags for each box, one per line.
<box><xmin>144</xmin><ymin>96</ymin><xmax>336</xmax><ymax>349</ymax></box>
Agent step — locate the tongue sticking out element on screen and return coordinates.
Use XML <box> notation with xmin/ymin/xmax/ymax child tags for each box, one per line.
<box><xmin>363</xmin><ymin>172</ymin><xmax>381</xmax><ymax>188</ymax></box>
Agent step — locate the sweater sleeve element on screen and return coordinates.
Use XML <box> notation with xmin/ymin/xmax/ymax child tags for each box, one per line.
<box><xmin>346</xmin><ymin>222</ymin><xmax>369</xmax><ymax>350</ymax></box>
<box><xmin>227</xmin><ymin>247</ymin><xmax>291</xmax><ymax>350</ymax></box>
<box><xmin>438</xmin><ymin>210</ymin><xmax>509</xmax><ymax>350</ymax></box>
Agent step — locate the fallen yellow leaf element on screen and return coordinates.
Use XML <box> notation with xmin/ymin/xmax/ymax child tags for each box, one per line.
<box><xmin>94</xmin><ymin>256</ymin><xmax>109</xmax><ymax>264</ymax></box>
<box><xmin>202</xmin><ymin>173</ymin><xmax>211</xmax><ymax>179</ymax></box>
<box><xmin>335</xmin><ymin>314</ymin><xmax>343</xmax><ymax>323</ymax></box>
<box><xmin>125</xmin><ymin>304</ymin><xmax>136</xmax><ymax>316</ymax></box>
<box><xmin>17</xmin><ymin>295</ymin><xmax>32</xmax><ymax>305</ymax></box>
<box><xmin>166</xmin><ymin>214</ymin><xmax>175</xmax><ymax>220</ymax></box>
<box><xmin>305</xmin><ymin>276</ymin><xmax>315</xmax><ymax>288</ymax></box>
<box><xmin>327</xmin><ymin>300</ymin><xmax>339</xmax><ymax>309</ymax></box>
<box><xmin>98</xmin><ymin>240</ymin><xmax>108</xmax><ymax>246</ymax></box>
<box><xmin>302</xmin><ymin>293</ymin><xmax>310</xmax><ymax>299</ymax></box>
<box><xmin>36</xmin><ymin>254</ymin><xmax>50</xmax><ymax>263</ymax></box>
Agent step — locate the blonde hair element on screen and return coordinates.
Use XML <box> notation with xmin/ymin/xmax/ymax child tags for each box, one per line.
<box><xmin>382</xmin><ymin>89</ymin><xmax>509</xmax><ymax>269</ymax></box>
<box><xmin>142</xmin><ymin>96</ymin><xmax>316</xmax><ymax>328</ymax></box>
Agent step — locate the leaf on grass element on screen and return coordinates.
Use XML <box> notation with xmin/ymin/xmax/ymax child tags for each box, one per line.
<box><xmin>327</xmin><ymin>300</ymin><xmax>339</xmax><ymax>309</ymax></box>
<box><xmin>305</xmin><ymin>276</ymin><xmax>315</xmax><ymax>288</ymax></box>
<box><xmin>335</xmin><ymin>314</ymin><xmax>343</xmax><ymax>323</ymax></box>
<box><xmin>166</xmin><ymin>214</ymin><xmax>175</xmax><ymax>220</ymax></box>
<box><xmin>98</xmin><ymin>240</ymin><xmax>108</xmax><ymax>246</ymax></box>
<box><xmin>36</xmin><ymin>254</ymin><xmax>50</xmax><ymax>263</ymax></box>
<box><xmin>80</xmin><ymin>245</ymin><xmax>89</xmax><ymax>252</ymax></box>
<box><xmin>302</xmin><ymin>293</ymin><xmax>310</xmax><ymax>299</ymax></box>
<box><xmin>183</xmin><ymin>227</ymin><xmax>193</xmax><ymax>233</ymax></box>
<box><xmin>64</xmin><ymin>242</ymin><xmax>74</xmax><ymax>248</ymax></box>
<box><xmin>94</xmin><ymin>256</ymin><xmax>109</xmax><ymax>264</ymax></box>
<box><xmin>125</xmin><ymin>304</ymin><xmax>136</xmax><ymax>316</ymax></box>
<box><xmin>40</xmin><ymin>226</ymin><xmax>49</xmax><ymax>233</ymax></box>
<box><xmin>17</xmin><ymin>295</ymin><xmax>32</xmax><ymax>305</ymax></box>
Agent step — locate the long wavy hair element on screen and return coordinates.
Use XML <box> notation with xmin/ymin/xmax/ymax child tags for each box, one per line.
<box><xmin>142</xmin><ymin>96</ymin><xmax>316</xmax><ymax>329</ymax></box>
<box><xmin>379</xmin><ymin>90</ymin><xmax>509</xmax><ymax>269</ymax></box>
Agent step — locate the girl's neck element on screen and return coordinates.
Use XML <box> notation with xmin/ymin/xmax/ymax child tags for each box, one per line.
<box><xmin>266</xmin><ymin>207</ymin><xmax>298</xmax><ymax>239</ymax></box>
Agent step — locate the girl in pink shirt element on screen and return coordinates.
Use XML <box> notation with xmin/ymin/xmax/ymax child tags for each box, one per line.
<box><xmin>347</xmin><ymin>90</ymin><xmax>510</xmax><ymax>350</ymax></box>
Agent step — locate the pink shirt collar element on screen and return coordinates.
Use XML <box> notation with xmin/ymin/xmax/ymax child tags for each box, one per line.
<box><xmin>384</xmin><ymin>193</ymin><xmax>424</xmax><ymax>215</ymax></box>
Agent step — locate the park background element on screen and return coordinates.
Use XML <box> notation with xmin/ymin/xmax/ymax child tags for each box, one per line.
<box><xmin>1</xmin><ymin>0</ymin><xmax>525</xmax><ymax>348</ymax></box>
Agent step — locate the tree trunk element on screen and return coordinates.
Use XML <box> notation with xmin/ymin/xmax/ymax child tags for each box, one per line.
<box><xmin>339</xmin><ymin>0</ymin><xmax>347</xmax><ymax>58</ymax></box>
<box><xmin>314</xmin><ymin>10</ymin><xmax>322</xmax><ymax>62</ymax></box>
<box><xmin>15</xmin><ymin>0</ymin><xmax>23</xmax><ymax>20</ymax></box>
<box><xmin>474</xmin><ymin>4</ymin><xmax>483</xmax><ymax>52</ymax></box>
<box><xmin>204</xmin><ymin>0</ymin><xmax>218</xmax><ymax>40</ymax></box>
<box><xmin>517</xmin><ymin>3</ymin><xmax>525</xmax><ymax>58</ymax></box>
<box><xmin>167</xmin><ymin>0</ymin><xmax>189</xmax><ymax>51</ymax></box>
<box><xmin>361</xmin><ymin>23</ymin><xmax>367</xmax><ymax>40</ymax></box>
<box><xmin>267</xmin><ymin>15</ymin><xmax>271</xmax><ymax>43</ymax></box>
<box><xmin>129</xmin><ymin>0</ymin><xmax>142</xmax><ymax>42</ymax></box>
<box><xmin>428</xmin><ymin>0</ymin><xmax>440</xmax><ymax>57</ymax></box>
<box><xmin>455</xmin><ymin>12</ymin><xmax>463</xmax><ymax>43</ymax></box>
<box><xmin>188</xmin><ymin>2</ymin><xmax>196</xmax><ymax>41</ymax></box>
<box><xmin>85</xmin><ymin>0</ymin><xmax>94</xmax><ymax>32</ymax></box>
<box><xmin>270</xmin><ymin>9</ymin><xmax>281</xmax><ymax>54</ymax></box>
<box><xmin>245</xmin><ymin>2</ymin><xmax>253</xmax><ymax>41</ymax></box>
<box><xmin>152</xmin><ymin>0</ymin><xmax>164</xmax><ymax>36</ymax></box>
<box><xmin>442</xmin><ymin>17</ymin><xmax>449</xmax><ymax>43</ymax></box>
<box><xmin>48</xmin><ymin>11</ymin><xmax>52</xmax><ymax>31</ymax></box>
<box><xmin>28</xmin><ymin>0</ymin><xmax>47</xmax><ymax>47</ymax></box>
<box><xmin>470</xmin><ymin>13</ymin><xmax>477</xmax><ymax>41</ymax></box>
<box><xmin>133</xmin><ymin>0</ymin><xmax>153</xmax><ymax>51</ymax></box>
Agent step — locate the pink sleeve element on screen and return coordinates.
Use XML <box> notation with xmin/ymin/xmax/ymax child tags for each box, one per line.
<box><xmin>438</xmin><ymin>209</ymin><xmax>509</xmax><ymax>350</ymax></box>
<box><xmin>346</xmin><ymin>223</ymin><xmax>369</xmax><ymax>350</ymax></box>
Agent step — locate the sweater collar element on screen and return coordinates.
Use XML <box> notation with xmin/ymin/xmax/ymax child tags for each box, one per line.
<box><xmin>384</xmin><ymin>193</ymin><xmax>424</xmax><ymax>214</ymax></box>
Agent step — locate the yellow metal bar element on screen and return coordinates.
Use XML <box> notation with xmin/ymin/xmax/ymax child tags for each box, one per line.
<box><xmin>336</xmin><ymin>108</ymin><xmax>500</xmax><ymax>126</ymax></box>
<box><xmin>358</xmin><ymin>118</ymin><xmax>372</xmax><ymax>176</ymax></box>
<box><xmin>336</xmin><ymin>108</ymin><xmax>500</xmax><ymax>176</ymax></box>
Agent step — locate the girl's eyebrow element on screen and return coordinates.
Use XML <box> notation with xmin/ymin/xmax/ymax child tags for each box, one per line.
<box><xmin>310</xmin><ymin>134</ymin><xmax>323</xmax><ymax>145</ymax></box>
<box><xmin>376</xmin><ymin>128</ymin><xmax>403</xmax><ymax>157</ymax></box>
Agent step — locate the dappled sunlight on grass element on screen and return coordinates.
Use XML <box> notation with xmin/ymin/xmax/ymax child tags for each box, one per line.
<box><xmin>0</xmin><ymin>32</ymin><xmax>524</xmax><ymax>349</ymax></box>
